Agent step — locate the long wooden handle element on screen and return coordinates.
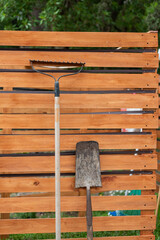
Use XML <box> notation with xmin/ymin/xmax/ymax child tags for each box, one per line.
<box><xmin>86</xmin><ymin>186</ymin><xmax>93</xmax><ymax>240</ymax></box>
<box><xmin>55</xmin><ymin>95</ymin><xmax>61</xmax><ymax>240</ymax></box>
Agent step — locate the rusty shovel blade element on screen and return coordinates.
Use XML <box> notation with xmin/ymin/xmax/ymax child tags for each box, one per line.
<box><xmin>75</xmin><ymin>141</ymin><xmax>102</xmax><ymax>188</ymax></box>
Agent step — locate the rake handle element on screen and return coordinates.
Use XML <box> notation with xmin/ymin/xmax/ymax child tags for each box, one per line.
<box><xmin>55</xmin><ymin>81</ymin><xmax>61</xmax><ymax>240</ymax></box>
<box><xmin>86</xmin><ymin>186</ymin><xmax>93</xmax><ymax>240</ymax></box>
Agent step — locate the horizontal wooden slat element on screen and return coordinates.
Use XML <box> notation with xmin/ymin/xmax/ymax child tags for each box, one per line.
<box><xmin>0</xmin><ymin>51</ymin><xmax>158</xmax><ymax>68</ymax></box>
<box><xmin>0</xmin><ymin>195</ymin><xmax>156</xmax><ymax>213</ymax></box>
<box><xmin>0</xmin><ymin>133</ymin><xmax>156</xmax><ymax>152</ymax></box>
<box><xmin>0</xmin><ymin>174</ymin><xmax>156</xmax><ymax>193</ymax></box>
<box><xmin>0</xmin><ymin>216</ymin><xmax>156</xmax><ymax>234</ymax></box>
<box><xmin>0</xmin><ymin>31</ymin><xmax>158</xmax><ymax>47</ymax></box>
<box><xmin>0</xmin><ymin>113</ymin><xmax>158</xmax><ymax>129</ymax></box>
<box><xmin>36</xmin><ymin>237</ymin><xmax>155</xmax><ymax>240</ymax></box>
<box><xmin>0</xmin><ymin>154</ymin><xmax>157</xmax><ymax>174</ymax></box>
<box><xmin>0</xmin><ymin>93</ymin><xmax>158</xmax><ymax>109</ymax></box>
<box><xmin>0</xmin><ymin>72</ymin><xmax>158</xmax><ymax>89</ymax></box>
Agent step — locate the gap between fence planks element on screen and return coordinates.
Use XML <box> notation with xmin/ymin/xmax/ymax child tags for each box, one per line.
<box><xmin>0</xmin><ymin>133</ymin><xmax>156</xmax><ymax>152</ymax></box>
<box><xmin>0</xmin><ymin>73</ymin><xmax>158</xmax><ymax>89</ymax></box>
<box><xmin>0</xmin><ymin>216</ymin><xmax>156</xmax><ymax>234</ymax></box>
<box><xmin>0</xmin><ymin>154</ymin><xmax>157</xmax><ymax>174</ymax></box>
<box><xmin>0</xmin><ymin>113</ymin><xmax>158</xmax><ymax>129</ymax></box>
<box><xmin>11</xmin><ymin>129</ymin><xmax>121</xmax><ymax>135</ymax></box>
<box><xmin>0</xmin><ymin>108</ymin><xmax>121</xmax><ymax>114</ymax></box>
<box><xmin>0</xmin><ymin>93</ymin><xmax>158</xmax><ymax>109</ymax></box>
<box><xmin>0</xmin><ymin>195</ymin><xmax>156</xmax><ymax>213</ymax></box>
<box><xmin>0</xmin><ymin>174</ymin><xmax>156</xmax><ymax>193</ymax></box>
<box><xmin>0</xmin><ymin>31</ymin><xmax>158</xmax><ymax>47</ymax></box>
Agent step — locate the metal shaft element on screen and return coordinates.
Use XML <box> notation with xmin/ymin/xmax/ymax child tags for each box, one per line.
<box><xmin>55</xmin><ymin>84</ymin><xmax>61</xmax><ymax>240</ymax></box>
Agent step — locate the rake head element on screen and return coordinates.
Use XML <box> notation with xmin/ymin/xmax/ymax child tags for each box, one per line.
<box><xmin>30</xmin><ymin>60</ymin><xmax>85</xmax><ymax>69</ymax></box>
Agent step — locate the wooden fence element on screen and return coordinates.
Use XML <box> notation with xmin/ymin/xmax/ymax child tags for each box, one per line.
<box><xmin>0</xmin><ymin>30</ymin><xmax>159</xmax><ymax>240</ymax></box>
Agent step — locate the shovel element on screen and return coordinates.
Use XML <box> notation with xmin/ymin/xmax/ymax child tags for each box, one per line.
<box><xmin>75</xmin><ymin>141</ymin><xmax>102</xmax><ymax>240</ymax></box>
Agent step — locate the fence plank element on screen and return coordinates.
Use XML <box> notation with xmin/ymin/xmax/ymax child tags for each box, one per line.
<box><xmin>36</xmin><ymin>237</ymin><xmax>155</xmax><ymax>240</ymax></box>
<box><xmin>0</xmin><ymin>31</ymin><xmax>158</xmax><ymax>47</ymax></box>
<box><xmin>0</xmin><ymin>93</ymin><xmax>158</xmax><ymax>109</ymax></box>
<box><xmin>0</xmin><ymin>154</ymin><xmax>157</xmax><ymax>174</ymax></box>
<box><xmin>0</xmin><ymin>133</ymin><xmax>156</xmax><ymax>152</ymax></box>
<box><xmin>0</xmin><ymin>174</ymin><xmax>156</xmax><ymax>193</ymax></box>
<box><xmin>0</xmin><ymin>216</ymin><xmax>156</xmax><ymax>234</ymax></box>
<box><xmin>0</xmin><ymin>195</ymin><xmax>156</xmax><ymax>213</ymax></box>
<box><xmin>0</xmin><ymin>113</ymin><xmax>158</xmax><ymax>129</ymax></box>
<box><xmin>0</xmin><ymin>73</ymin><xmax>158</xmax><ymax>89</ymax></box>
<box><xmin>0</xmin><ymin>51</ymin><xmax>158</xmax><ymax>68</ymax></box>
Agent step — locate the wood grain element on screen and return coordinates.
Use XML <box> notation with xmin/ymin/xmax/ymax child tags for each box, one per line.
<box><xmin>0</xmin><ymin>216</ymin><xmax>156</xmax><ymax>234</ymax></box>
<box><xmin>0</xmin><ymin>195</ymin><xmax>156</xmax><ymax>213</ymax></box>
<box><xmin>0</xmin><ymin>174</ymin><xmax>156</xmax><ymax>193</ymax></box>
<box><xmin>0</xmin><ymin>51</ymin><xmax>158</xmax><ymax>68</ymax></box>
<box><xmin>0</xmin><ymin>113</ymin><xmax>158</xmax><ymax>129</ymax></box>
<box><xmin>0</xmin><ymin>31</ymin><xmax>158</xmax><ymax>47</ymax></box>
<box><xmin>0</xmin><ymin>72</ymin><xmax>158</xmax><ymax>89</ymax></box>
<box><xmin>0</xmin><ymin>133</ymin><xmax>156</xmax><ymax>152</ymax></box>
<box><xmin>0</xmin><ymin>154</ymin><xmax>157</xmax><ymax>174</ymax></box>
<box><xmin>0</xmin><ymin>93</ymin><xmax>158</xmax><ymax>109</ymax></box>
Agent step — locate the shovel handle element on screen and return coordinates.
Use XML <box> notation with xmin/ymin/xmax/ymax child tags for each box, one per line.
<box><xmin>86</xmin><ymin>186</ymin><xmax>93</xmax><ymax>240</ymax></box>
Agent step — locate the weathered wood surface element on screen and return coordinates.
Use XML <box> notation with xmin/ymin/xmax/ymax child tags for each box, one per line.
<box><xmin>0</xmin><ymin>174</ymin><xmax>156</xmax><ymax>193</ymax></box>
<box><xmin>0</xmin><ymin>133</ymin><xmax>156</xmax><ymax>152</ymax></box>
<box><xmin>0</xmin><ymin>31</ymin><xmax>158</xmax><ymax>47</ymax></box>
<box><xmin>0</xmin><ymin>195</ymin><xmax>156</xmax><ymax>213</ymax></box>
<box><xmin>0</xmin><ymin>73</ymin><xmax>158</xmax><ymax>89</ymax></box>
<box><xmin>0</xmin><ymin>216</ymin><xmax>156</xmax><ymax>234</ymax></box>
<box><xmin>0</xmin><ymin>113</ymin><xmax>158</xmax><ymax>129</ymax></box>
<box><xmin>0</xmin><ymin>153</ymin><xmax>157</xmax><ymax>174</ymax></box>
<box><xmin>0</xmin><ymin>93</ymin><xmax>158</xmax><ymax>109</ymax></box>
<box><xmin>0</xmin><ymin>51</ymin><xmax>158</xmax><ymax>68</ymax></box>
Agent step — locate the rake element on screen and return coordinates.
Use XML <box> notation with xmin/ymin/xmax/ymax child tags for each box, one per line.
<box><xmin>30</xmin><ymin>60</ymin><xmax>85</xmax><ymax>240</ymax></box>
